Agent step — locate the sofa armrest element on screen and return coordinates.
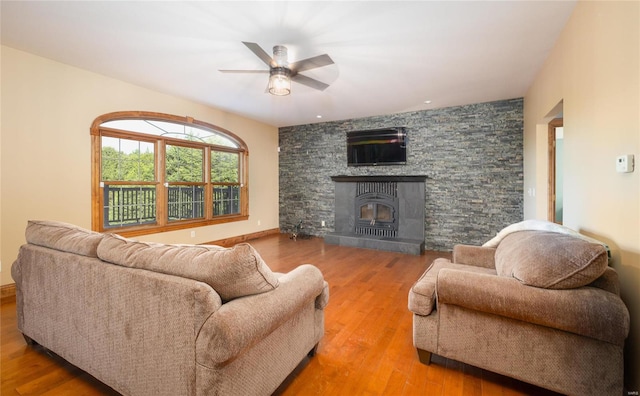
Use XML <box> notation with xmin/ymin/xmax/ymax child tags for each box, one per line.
<box><xmin>452</xmin><ymin>245</ymin><xmax>496</xmax><ymax>268</ymax></box>
<box><xmin>436</xmin><ymin>269</ymin><xmax>630</xmax><ymax>346</ymax></box>
<box><xmin>196</xmin><ymin>264</ymin><xmax>326</xmax><ymax>366</ymax></box>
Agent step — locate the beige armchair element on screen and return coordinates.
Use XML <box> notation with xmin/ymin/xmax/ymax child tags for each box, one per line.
<box><xmin>409</xmin><ymin>229</ymin><xmax>630</xmax><ymax>396</ymax></box>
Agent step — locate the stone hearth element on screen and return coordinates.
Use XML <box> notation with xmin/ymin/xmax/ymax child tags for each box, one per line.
<box><xmin>325</xmin><ymin>175</ymin><xmax>426</xmax><ymax>255</ymax></box>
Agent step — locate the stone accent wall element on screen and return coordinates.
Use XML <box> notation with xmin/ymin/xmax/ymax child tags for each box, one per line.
<box><xmin>279</xmin><ymin>98</ymin><xmax>523</xmax><ymax>250</ymax></box>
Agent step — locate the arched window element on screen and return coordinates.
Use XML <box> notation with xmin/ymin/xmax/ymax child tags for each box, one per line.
<box><xmin>91</xmin><ymin>111</ymin><xmax>248</xmax><ymax>236</ymax></box>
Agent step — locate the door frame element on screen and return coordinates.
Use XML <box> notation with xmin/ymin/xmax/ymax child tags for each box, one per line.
<box><xmin>548</xmin><ymin>118</ymin><xmax>563</xmax><ymax>223</ymax></box>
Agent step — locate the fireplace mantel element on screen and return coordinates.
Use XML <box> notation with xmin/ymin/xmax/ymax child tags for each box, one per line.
<box><xmin>331</xmin><ymin>175</ymin><xmax>427</xmax><ymax>183</ymax></box>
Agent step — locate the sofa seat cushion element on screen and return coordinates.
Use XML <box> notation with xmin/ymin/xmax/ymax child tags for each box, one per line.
<box><xmin>25</xmin><ymin>220</ymin><xmax>104</xmax><ymax>257</ymax></box>
<box><xmin>97</xmin><ymin>234</ymin><xmax>279</xmax><ymax>301</ymax></box>
<box><xmin>495</xmin><ymin>231</ymin><xmax>608</xmax><ymax>289</ymax></box>
<box><xmin>409</xmin><ymin>258</ymin><xmax>496</xmax><ymax>316</ymax></box>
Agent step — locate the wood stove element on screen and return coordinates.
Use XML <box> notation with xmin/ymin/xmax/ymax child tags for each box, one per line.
<box><xmin>326</xmin><ymin>175</ymin><xmax>427</xmax><ymax>255</ymax></box>
<box><xmin>354</xmin><ymin>181</ymin><xmax>399</xmax><ymax>237</ymax></box>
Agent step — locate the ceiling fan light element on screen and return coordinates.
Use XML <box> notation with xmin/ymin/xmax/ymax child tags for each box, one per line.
<box><xmin>269</xmin><ymin>67</ymin><xmax>291</xmax><ymax>96</ymax></box>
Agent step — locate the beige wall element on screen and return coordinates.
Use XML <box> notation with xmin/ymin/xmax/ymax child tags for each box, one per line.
<box><xmin>0</xmin><ymin>46</ymin><xmax>280</xmax><ymax>286</ymax></box>
<box><xmin>524</xmin><ymin>0</ymin><xmax>639</xmax><ymax>389</ymax></box>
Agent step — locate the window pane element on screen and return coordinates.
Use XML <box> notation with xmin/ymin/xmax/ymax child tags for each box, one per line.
<box><xmin>213</xmin><ymin>185</ymin><xmax>241</xmax><ymax>216</ymax></box>
<box><xmin>103</xmin><ymin>184</ymin><xmax>156</xmax><ymax>228</ymax></box>
<box><xmin>211</xmin><ymin>151</ymin><xmax>239</xmax><ymax>183</ymax></box>
<box><xmin>101</xmin><ymin>120</ymin><xmax>239</xmax><ymax>148</ymax></box>
<box><xmin>101</xmin><ymin>136</ymin><xmax>155</xmax><ymax>181</ymax></box>
<box><xmin>168</xmin><ymin>185</ymin><xmax>205</xmax><ymax>221</ymax></box>
<box><xmin>166</xmin><ymin>145</ymin><xmax>203</xmax><ymax>183</ymax></box>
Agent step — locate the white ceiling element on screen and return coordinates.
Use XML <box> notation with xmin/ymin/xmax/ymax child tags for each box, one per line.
<box><xmin>1</xmin><ymin>1</ymin><xmax>576</xmax><ymax>128</ymax></box>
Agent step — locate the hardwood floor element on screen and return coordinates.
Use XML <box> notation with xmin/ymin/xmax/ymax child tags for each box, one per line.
<box><xmin>1</xmin><ymin>234</ymin><xmax>559</xmax><ymax>395</ymax></box>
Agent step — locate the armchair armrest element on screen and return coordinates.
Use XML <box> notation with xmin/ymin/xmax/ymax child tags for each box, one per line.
<box><xmin>196</xmin><ymin>264</ymin><xmax>326</xmax><ymax>366</ymax></box>
<box><xmin>436</xmin><ymin>269</ymin><xmax>630</xmax><ymax>346</ymax></box>
<box><xmin>452</xmin><ymin>245</ymin><xmax>496</xmax><ymax>268</ymax></box>
<box><xmin>408</xmin><ymin>258</ymin><xmax>495</xmax><ymax>316</ymax></box>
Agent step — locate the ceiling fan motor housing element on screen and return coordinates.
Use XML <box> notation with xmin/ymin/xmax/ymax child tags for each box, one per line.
<box><xmin>270</xmin><ymin>67</ymin><xmax>291</xmax><ymax>78</ymax></box>
<box><xmin>273</xmin><ymin>45</ymin><xmax>289</xmax><ymax>67</ymax></box>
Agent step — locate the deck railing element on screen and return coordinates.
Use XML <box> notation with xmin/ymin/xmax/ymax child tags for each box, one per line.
<box><xmin>104</xmin><ymin>185</ymin><xmax>240</xmax><ymax>228</ymax></box>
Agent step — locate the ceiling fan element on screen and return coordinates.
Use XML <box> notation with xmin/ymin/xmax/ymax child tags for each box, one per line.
<box><xmin>219</xmin><ymin>42</ymin><xmax>334</xmax><ymax>96</ymax></box>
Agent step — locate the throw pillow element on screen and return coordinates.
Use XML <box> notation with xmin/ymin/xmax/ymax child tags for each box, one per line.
<box><xmin>97</xmin><ymin>234</ymin><xmax>279</xmax><ymax>301</ymax></box>
<box><xmin>495</xmin><ymin>230</ymin><xmax>608</xmax><ymax>289</ymax></box>
<box><xmin>25</xmin><ymin>220</ymin><xmax>104</xmax><ymax>257</ymax></box>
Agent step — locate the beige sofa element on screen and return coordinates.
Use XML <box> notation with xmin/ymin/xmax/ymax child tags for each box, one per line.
<box><xmin>12</xmin><ymin>220</ymin><xmax>329</xmax><ymax>396</ymax></box>
<box><xmin>409</xmin><ymin>227</ymin><xmax>630</xmax><ymax>396</ymax></box>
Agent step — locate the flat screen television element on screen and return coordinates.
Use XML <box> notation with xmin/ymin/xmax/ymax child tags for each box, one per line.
<box><xmin>347</xmin><ymin>127</ymin><xmax>407</xmax><ymax>166</ymax></box>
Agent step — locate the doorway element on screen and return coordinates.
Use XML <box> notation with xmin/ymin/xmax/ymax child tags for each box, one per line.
<box><xmin>548</xmin><ymin>118</ymin><xmax>563</xmax><ymax>224</ymax></box>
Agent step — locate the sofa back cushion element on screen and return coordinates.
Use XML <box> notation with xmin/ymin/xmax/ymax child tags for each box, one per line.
<box><xmin>25</xmin><ymin>220</ymin><xmax>104</xmax><ymax>258</ymax></box>
<box><xmin>97</xmin><ymin>234</ymin><xmax>279</xmax><ymax>301</ymax></box>
<box><xmin>495</xmin><ymin>231</ymin><xmax>608</xmax><ymax>289</ymax></box>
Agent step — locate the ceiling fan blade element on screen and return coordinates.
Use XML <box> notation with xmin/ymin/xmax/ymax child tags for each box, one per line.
<box><xmin>289</xmin><ymin>54</ymin><xmax>334</xmax><ymax>73</ymax></box>
<box><xmin>242</xmin><ymin>41</ymin><xmax>276</xmax><ymax>67</ymax></box>
<box><xmin>291</xmin><ymin>74</ymin><xmax>330</xmax><ymax>91</ymax></box>
<box><xmin>219</xmin><ymin>69</ymin><xmax>269</xmax><ymax>73</ymax></box>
